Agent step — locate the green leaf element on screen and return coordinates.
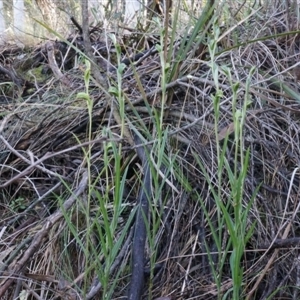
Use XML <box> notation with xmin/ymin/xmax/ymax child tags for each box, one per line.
<box><xmin>76</xmin><ymin>92</ymin><xmax>90</xmax><ymax>100</ymax></box>
<box><xmin>108</xmin><ymin>86</ymin><xmax>118</xmax><ymax>95</ymax></box>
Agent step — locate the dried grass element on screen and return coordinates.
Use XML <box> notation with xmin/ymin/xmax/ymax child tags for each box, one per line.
<box><xmin>1</xmin><ymin>3</ymin><xmax>300</xmax><ymax>299</ymax></box>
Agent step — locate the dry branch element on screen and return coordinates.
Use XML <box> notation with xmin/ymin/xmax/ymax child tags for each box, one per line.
<box><xmin>0</xmin><ymin>171</ymin><xmax>88</xmax><ymax>297</ymax></box>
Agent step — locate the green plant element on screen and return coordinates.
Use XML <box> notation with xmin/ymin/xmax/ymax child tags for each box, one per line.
<box><xmin>192</xmin><ymin>20</ymin><xmax>258</xmax><ymax>300</ymax></box>
<box><xmin>9</xmin><ymin>196</ymin><xmax>27</xmax><ymax>212</ymax></box>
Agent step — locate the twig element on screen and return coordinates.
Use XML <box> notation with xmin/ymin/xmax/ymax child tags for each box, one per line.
<box><xmin>259</xmin><ymin>237</ymin><xmax>300</xmax><ymax>252</ymax></box>
<box><xmin>0</xmin><ymin>171</ymin><xmax>88</xmax><ymax>297</ymax></box>
<box><xmin>81</xmin><ymin>0</ymin><xmax>107</xmax><ymax>87</ymax></box>
<box><xmin>1</xmin><ymin>137</ymin><xmax>58</xmax><ymax>178</ymax></box>
<box><xmin>46</xmin><ymin>41</ymin><xmax>75</xmax><ymax>89</ymax></box>
<box><xmin>0</xmin><ymin>136</ymin><xmax>114</xmax><ymax>188</ymax></box>
<box><xmin>70</xmin><ymin>16</ymin><xmax>82</xmax><ymax>34</ymax></box>
<box><xmin>0</xmin><ymin>63</ymin><xmax>24</xmax><ymax>88</ymax></box>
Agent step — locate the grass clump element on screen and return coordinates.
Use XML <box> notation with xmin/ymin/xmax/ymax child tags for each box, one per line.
<box><xmin>1</xmin><ymin>1</ymin><xmax>300</xmax><ymax>299</ymax></box>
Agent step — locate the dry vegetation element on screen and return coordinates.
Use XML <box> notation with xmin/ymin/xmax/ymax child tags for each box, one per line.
<box><xmin>1</xmin><ymin>1</ymin><xmax>300</xmax><ymax>299</ymax></box>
